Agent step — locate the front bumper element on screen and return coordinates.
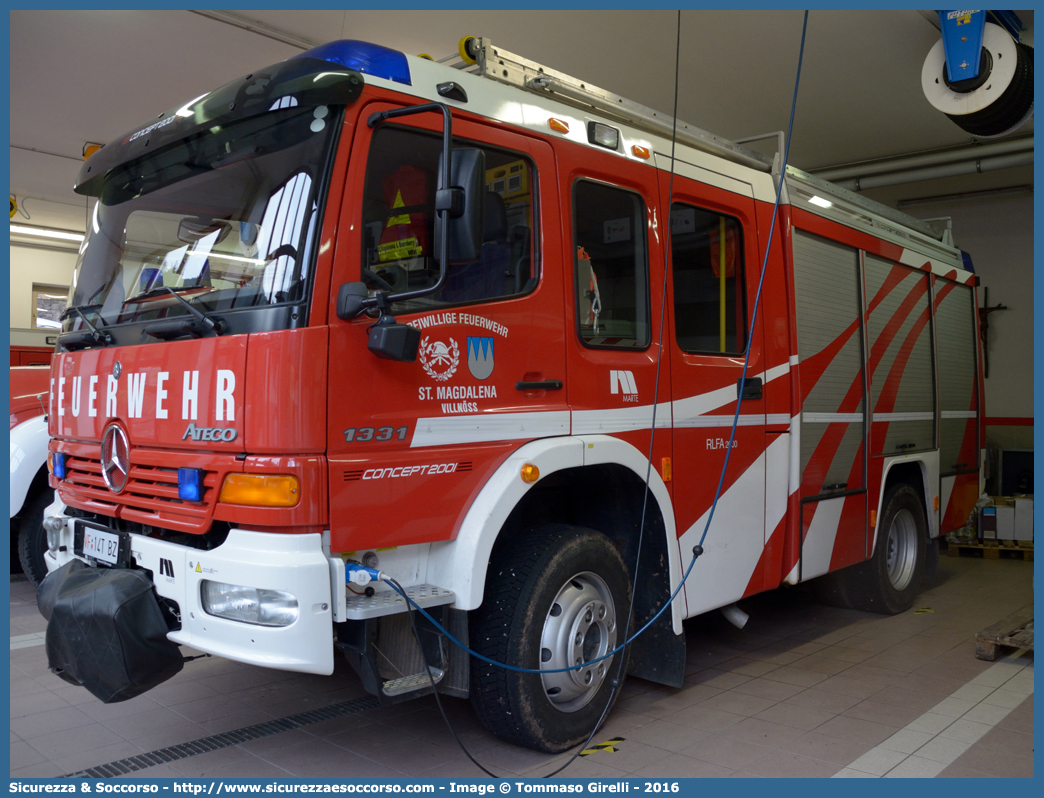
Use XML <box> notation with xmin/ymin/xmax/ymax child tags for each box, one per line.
<box><xmin>47</xmin><ymin>509</ymin><xmax>336</xmax><ymax>675</ymax></box>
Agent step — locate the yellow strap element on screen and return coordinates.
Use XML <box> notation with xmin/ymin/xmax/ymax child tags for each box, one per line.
<box><xmin>720</xmin><ymin>216</ymin><xmax>727</xmax><ymax>353</ymax></box>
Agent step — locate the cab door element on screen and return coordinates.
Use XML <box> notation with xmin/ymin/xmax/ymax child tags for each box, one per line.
<box><xmin>325</xmin><ymin>100</ymin><xmax>566</xmax><ymax>553</ymax></box>
<box><xmin>658</xmin><ymin>159</ymin><xmax>767</xmax><ymax>617</ymax></box>
<box><xmin>559</xmin><ymin>144</ymin><xmax>673</xmax><ymax>505</ymax></box>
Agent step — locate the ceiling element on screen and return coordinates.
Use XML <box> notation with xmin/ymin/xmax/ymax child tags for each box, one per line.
<box><xmin>9</xmin><ymin>9</ymin><xmax>1034</xmax><ymax>234</ymax></box>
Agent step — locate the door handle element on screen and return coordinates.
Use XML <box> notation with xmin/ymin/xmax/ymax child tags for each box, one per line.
<box><xmin>737</xmin><ymin>377</ymin><xmax>762</xmax><ymax>401</ymax></box>
<box><xmin>516</xmin><ymin>380</ymin><xmax>563</xmax><ymax>391</ymax></box>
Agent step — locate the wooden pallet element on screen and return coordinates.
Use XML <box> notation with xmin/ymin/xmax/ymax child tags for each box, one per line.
<box><xmin>945</xmin><ymin>540</ymin><xmax>1034</xmax><ymax>561</ymax></box>
<box><xmin>976</xmin><ymin>605</ymin><xmax>1034</xmax><ymax>661</ymax></box>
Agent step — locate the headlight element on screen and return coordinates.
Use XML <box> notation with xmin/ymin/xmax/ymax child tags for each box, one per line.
<box><xmin>199</xmin><ymin>580</ymin><xmax>299</xmax><ymax>627</ymax></box>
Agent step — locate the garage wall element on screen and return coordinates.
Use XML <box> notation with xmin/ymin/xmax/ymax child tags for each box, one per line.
<box><xmin>913</xmin><ymin>195</ymin><xmax>1033</xmax><ymax>453</ymax></box>
<box><xmin>9</xmin><ymin>244</ymin><xmax>78</xmax><ymax>329</ymax></box>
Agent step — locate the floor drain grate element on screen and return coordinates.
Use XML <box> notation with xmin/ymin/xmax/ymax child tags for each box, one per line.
<box><xmin>64</xmin><ymin>694</ymin><xmax>380</xmax><ymax>778</ymax></box>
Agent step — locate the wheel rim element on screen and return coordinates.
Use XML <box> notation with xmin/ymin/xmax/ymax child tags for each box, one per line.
<box><xmin>886</xmin><ymin>508</ymin><xmax>918</xmax><ymax>591</ymax></box>
<box><xmin>539</xmin><ymin>571</ymin><xmax>617</xmax><ymax>713</ymax></box>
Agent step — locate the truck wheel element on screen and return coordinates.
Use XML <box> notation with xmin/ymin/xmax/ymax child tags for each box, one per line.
<box><xmin>18</xmin><ymin>489</ymin><xmax>53</xmax><ymax>587</ymax></box>
<box><xmin>469</xmin><ymin>524</ymin><xmax>631</xmax><ymax>753</ymax></box>
<box><xmin>850</xmin><ymin>484</ymin><xmax>927</xmax><ymax>615</ymax></box>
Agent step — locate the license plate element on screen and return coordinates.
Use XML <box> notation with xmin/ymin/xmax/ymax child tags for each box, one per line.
<box><xmin>81</xmin><ymin>527</ymin><xmax>122</xmax><ymax>565</ymax></box>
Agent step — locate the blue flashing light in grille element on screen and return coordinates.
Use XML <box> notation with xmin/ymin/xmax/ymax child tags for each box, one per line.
<box><xmin>295</xmin><ymin>40</ymin><xmax>411</xmax><ymax>86</ymax></box>
<box><xmin>53</xmin><ymin>453</ymin><xmax>67</xmax><ymax>480</ymax></box>
<box><xmin>178</xmin><ymin>468</ymin><xmax>203</xmax><ymax>502</ymax></box>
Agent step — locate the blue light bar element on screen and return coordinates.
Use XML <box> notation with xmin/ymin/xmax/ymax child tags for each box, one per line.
<box><xmin>53</xmin><ymin>453</ymin><xmax>67</xmax><ymax>480</ymax></box>
<box><xmin>295</xmin><ymin>40</ymin><xmax>411</xmax><ymax>86</ymax></box>
<box><xmin>178</xmin><ymin>468</ymin><xmax>203</xmax><ymax>502</ymax></box>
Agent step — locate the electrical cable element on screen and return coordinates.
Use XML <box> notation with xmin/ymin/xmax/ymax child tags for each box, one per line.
<box><xmin>354</xmin><ymin>8</ymin><xmax>810</xmax><ymax>775</ymax></box>
<box><xmin>539</xmin><ymin>8</ymin><xmax>687</xmax><ymax>780</ymax></box>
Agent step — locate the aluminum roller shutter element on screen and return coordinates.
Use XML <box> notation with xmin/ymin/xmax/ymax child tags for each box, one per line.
<box><xmin>935</xmin><ymin>282</ymin><xmax>979</xmax><ymax>474</ymax></box>
<box><xmin>792</xmin><ymin>230</ymin><xmax>866</xmax><ymax>496</ymax></box>
<box><xmin>865</xmin><ymin>255</ymin><xmax>935</xmax><ymax>455</ymax></box>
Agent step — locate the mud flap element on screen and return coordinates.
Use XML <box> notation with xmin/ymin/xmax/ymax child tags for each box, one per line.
<box><xmin>626</xmin><ymin>611</ymin><xmax>686</xmax><ymax>688</ymax></box>
<box><xmin>37</xmin><ymin>559</ymin><xmax>183</xmax><ymax>702</ymax></box>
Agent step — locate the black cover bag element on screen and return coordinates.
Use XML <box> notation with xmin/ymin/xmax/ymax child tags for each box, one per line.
<box><xmin>37</xmin><ymin>559</ymin><xmax>183</xmax><ymax>702</ymax></box>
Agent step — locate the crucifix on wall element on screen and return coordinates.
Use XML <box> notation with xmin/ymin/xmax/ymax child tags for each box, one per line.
<box><xmin>978</xmin><ymin>286</ymin><xmax>1008</xmax><ymax>379</ymax></box>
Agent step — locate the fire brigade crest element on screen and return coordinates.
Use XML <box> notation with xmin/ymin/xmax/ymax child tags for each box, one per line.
<box><xmin>419</xmin><ymin>336</ymin><xmax>459</xmax><ymax>382</ymax></box>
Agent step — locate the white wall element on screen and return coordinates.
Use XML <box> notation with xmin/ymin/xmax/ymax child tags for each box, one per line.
<box><xmin>911</xmin><ymin>195</ymin><xmax>1033</xmax><ymax>452</ymax></box>
<box><xmin>9</xmin><ymin>244</ymin><xmax>78</xmax><ymax>329</ymax></box>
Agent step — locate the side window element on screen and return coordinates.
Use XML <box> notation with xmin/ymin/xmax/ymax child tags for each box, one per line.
<box><xmin>573</xmin><ymin>180</ymin><xmax>649</xmax><ymax>349</ymax></box>
<box><xmin>670</xmin><ymin>203</ymin><xmax>747</xmax><ymax>355</ymax></box>
<box><xmin>360</xmin><ymin>126</ymin><xmax>537</xmax><ymax>312</ymax></box>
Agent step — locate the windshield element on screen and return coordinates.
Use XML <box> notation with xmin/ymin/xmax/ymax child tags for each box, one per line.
<box><xmin>65</xmin><ymin>104</ymin><xmax>339</xmax><ymax>338</ymax></box>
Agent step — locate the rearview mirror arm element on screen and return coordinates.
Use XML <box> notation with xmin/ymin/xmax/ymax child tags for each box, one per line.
<box><xmin>357</xmin><ymin>102</ymin><xmax>454</xmax><ymax>313</ymax></box>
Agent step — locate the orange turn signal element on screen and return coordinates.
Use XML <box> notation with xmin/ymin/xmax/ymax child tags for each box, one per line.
<box><xmin>548</xmin><ymin>118</ymin><xmax>570</xmax><ymax>134</ymax></box>
<box><xmin>520</xmin><ymin>463</ymin><xmax>540</xmax><ymax>484</ymax></box>
<box><xmin>219</xmin><ymin>474</ymin><xmax>300</xmax><ymax>507</ymax></box>
<box><xmin>631</xmin><ymin>145</ymin><xmax>651</xmax><ymax>159</ymax></box>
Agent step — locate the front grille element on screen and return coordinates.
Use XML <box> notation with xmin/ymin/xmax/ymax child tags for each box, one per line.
<box><xmin>58</xmin><ymin>441</ymin><xmax>230</xmax><ymax>534</ymax></box>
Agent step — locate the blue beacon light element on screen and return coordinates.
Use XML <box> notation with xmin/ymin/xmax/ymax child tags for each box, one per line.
<box><xmin>294</xmin><ymin>40</ymin><xmax>412</xmax><ymax>86</ymax></box>
<box><xmin>178</xmin><ymin>468</ymin><xmax>203</xmax><ymax>502</ymax></box>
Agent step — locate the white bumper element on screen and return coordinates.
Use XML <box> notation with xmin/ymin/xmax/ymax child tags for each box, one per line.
<box><xmin>49</xmin><ymin>520</ymin><xmax>336</xmax><ymax>675</ymax></box>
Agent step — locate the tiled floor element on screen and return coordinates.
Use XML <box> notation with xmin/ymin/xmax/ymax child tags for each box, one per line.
<box><xmin>9</xmin><ymin>549</ymin><xmax>1034</xmax><ymax>779</ymax></box>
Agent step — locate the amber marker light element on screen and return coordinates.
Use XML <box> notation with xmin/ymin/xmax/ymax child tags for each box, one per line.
<box><xmin>548</xmin><ymin>118</ymin><xmax>569</xmax><ymax>134</ymax></box>
<box><xmin>870</xmin><ymin>510</ymin><xmax>877</xmax><ymax>528</ymax></box>
<box><xmin>631</xmin><ymin>145</ymin><xmax>651</xmax><ymax>159</ymax></box>
<box><xmin>661</xmin><ymin>457</ymin><xmax>672</xmax><ymax>483</ymax></box>
<box><xmin>520</xmin><ymin>463</ymin><xmax>540</xmax><ymax>484</ymax></box>
<box><xmin>934</xmin><ymin>496</ymin><xmax>940</xmax><ymax>511</ymax></box>
<box><xmin>219</xmin><ymin>474</ymin><xmax>300</xmax><ymax>507</ymax></box>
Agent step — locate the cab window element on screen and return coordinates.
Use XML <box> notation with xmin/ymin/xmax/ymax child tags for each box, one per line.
<box><xmin>670</xmin><ymin>202</ymin><xmax>747</xmax><ymax>355</ymax></box>
<box><xmin>572</xmin><ymin>180</ymin><xmax>650</xmax><ymax>349</ymax></box>
<box><xmin>360</xmin><ymin>126</ymin><xmax>537</xmax><ymax>312</ymax></box>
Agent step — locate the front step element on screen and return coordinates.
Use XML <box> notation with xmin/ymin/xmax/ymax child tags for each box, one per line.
<box><xmin>382</xmin><ymin>666</ymin><xmax>444</xmax><ymax>697</ymax></box>
<box><xmin>344</xmin><ymin>584</ymin><xmax>455</xmax><ymax>620</ymax></box>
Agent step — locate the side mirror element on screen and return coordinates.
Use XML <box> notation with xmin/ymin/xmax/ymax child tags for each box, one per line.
<box><xmin>434</xmin><ymin>148</ymin><xmax>486</xmax><ymax>264</ymax></box>
<box><xmin>368</xmin><ymin>316</ymin><xmax>420</xmax><ymax>362</ymax></box>
<box><xmin>336</xmin><ymin>282</ymin><xmax>368</xmax><ymax>320</ymax></box>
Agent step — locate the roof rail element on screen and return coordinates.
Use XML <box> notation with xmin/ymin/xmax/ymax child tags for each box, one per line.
<box><xmin>452</xmin><ymin>37</ymin><xmax>950</xmax><ymax>246</ymax></box>
<box><xmin>466</xmin><ymin>37</ymin><xmax>773</xmax><ymax>173</ymax></box>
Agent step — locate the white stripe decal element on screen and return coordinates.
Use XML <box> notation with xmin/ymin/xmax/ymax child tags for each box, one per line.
<box><xmin>410</xmin><ymin>410</ymin><xmax>570</xmax><ymax>448</ymax></box>
<box><xmin>803</xmin><ymin>412</ymin><xmax>864</xmax><ymax>423</ymax></box>
<box><xmin>872</xmin><ymin>412</ymin><xmax>935</xmax><ymax>422</ymax></box>
<box><xmin>941</xmin><ymin>410</ymin><xmax>977</xmax><ymax>419</ymax></box>
<box><xmin>572</xmin><ymin>403</ymin><xmax>673</xmax><ymax>435</ymax></box>
<box><xmin>413</xmin><ymin>360</ymin><xmax>794</xmax><ymax>447</ymax></box>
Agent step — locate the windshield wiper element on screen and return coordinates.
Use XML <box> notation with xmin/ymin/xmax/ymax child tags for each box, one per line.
<box><xmin>137</xmin><ymin>287</ymin><xmax>225</xmax><ymax>337</ymax></box>
<box><xmin>59</xmin><ymin>302</ymin><xmax>102</xmax><ymax>322</ymax></box>
<box><xmin>124</xmin><ymin>285</ymin><xmax>211</xmax><ymax>304</ymax></box>
<box><xmin>57</xmin><ymin>306</ymin><xmax>113</xmax><ymax>350</ymax></box>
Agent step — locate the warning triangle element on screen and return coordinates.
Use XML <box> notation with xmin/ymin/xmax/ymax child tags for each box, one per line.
<box><xmin>195</xmin><ymin>563</ymin><xmax>202</xmax><ymax>573</ymax></box>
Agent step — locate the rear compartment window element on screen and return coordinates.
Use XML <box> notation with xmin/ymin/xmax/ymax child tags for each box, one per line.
<box><xmin>572</xmin><ymin>180</ymin><xmax>650</xmax><ymax>349</ymax></box>
<box><xmin>669</xmin><ymin>203</ymin><xmax>747</xmax><ymax>355</ymax></box>
<box><xmin>360</xmin><ymin>126</ymin><xmax>538</xmax><ymax>312</ymax></box>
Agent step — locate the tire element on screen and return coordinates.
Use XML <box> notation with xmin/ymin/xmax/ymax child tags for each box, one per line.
<box><xmin>848</xmin><ymin>484</ymin><xmax>927</xmax><ymax>615</ymax></box>
<box><xmin>18</xmin><ymin>488</ymin><xmax>54</xmax><ymax>587</ymax></box>
<box><xmin>469</xmin><ymin>524</ymin><xmax>631</xmax><ymax>753</ymax></box>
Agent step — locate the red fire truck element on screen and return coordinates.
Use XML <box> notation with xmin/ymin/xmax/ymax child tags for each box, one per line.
<box><xmin>43</xmin><ymin>37</ymin><xmax>983</xmax><ymax>752</ymax></box>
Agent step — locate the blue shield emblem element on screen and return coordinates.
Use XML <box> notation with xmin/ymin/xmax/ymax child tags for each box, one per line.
<box><xmin>467</xmin><ymin>336</ymin><xmax>495</xmax><ymax>380</ymax></box>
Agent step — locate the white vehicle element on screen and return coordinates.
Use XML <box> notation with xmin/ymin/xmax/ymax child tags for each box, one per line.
<box><xmin>10</xmin><ymin>365</ymin><xmax>53</xmax><ymax>584</ymax></box>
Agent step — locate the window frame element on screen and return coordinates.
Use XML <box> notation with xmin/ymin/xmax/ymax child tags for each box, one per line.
<box><xmin>570</xmin><ymin>177</ymin><xmax>652</xmax><ymax>352</ymax></box>
<box><xmin>31</xmin><ymin>283</ymin><xmax>69</xmax><ymax>330</ymax></box>
<box><xmin>668</xmin><ymin>200</ymin><xmax>749</xmax><ymax>357</ymax></box>
<box><xmin>358</xmin><ymin>123</ymin><xmax>541</xmax><ymax>314</ymax></box>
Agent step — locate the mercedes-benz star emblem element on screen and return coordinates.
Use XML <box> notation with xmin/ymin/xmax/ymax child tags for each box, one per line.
<box><xmin>113</xmin><ymin>361</ymin><xmax>122</xmax><ymax>379</ymax></box>
<box><xmin>101</xmin><ymin>424</ymin><xmax>130</xmax><ymax>493</ymax></box>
